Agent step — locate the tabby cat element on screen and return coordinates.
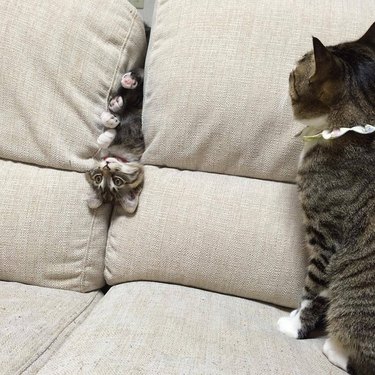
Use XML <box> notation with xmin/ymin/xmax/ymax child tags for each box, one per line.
<box><xmin>87</xmin><ymin>68</ymin><xmax>145</xmax><ymax>213</ymax></box>
<box><xmin>277</xmin><ymin>23</ymin><xmax>375</xmax><ymax>375</ymax></box>
<box><xmin>86</xmin><ymin>158</ymin><xmax>144</xmax><ymax>214</ymax></box>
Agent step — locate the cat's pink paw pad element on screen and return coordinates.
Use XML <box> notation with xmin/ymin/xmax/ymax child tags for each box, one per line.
<box><xmin>101</xmin><ymin>111</ymin><xmax>120</xmax><ymax>128</ymax></box>
<box><xmin>109</xmin><ymin>96</ymin><xmax>124</xmax><ymax>113</ymax></box>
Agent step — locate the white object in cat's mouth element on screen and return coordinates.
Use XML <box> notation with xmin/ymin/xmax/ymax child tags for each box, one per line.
<box><xmin>303</xmin><ymin>124</ymin><xmax>375</xmax><ymax>142</ymax></box>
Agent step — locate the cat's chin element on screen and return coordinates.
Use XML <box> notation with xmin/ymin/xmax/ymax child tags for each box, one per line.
<box><xmin>297</xmin><ymin>115</ymin><xmax>329</xmax><ymax>130</ymax></box>
<box><xmin>298</xmin><ymin>114</ymin><xmax>329</xmax><ymax>129</ymax></box>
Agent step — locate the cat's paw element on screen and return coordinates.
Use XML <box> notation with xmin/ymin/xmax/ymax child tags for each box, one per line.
<box><xmin>101</xmin><ymin>111</ymin><xmax>120</xmax><ymax>128</ymax></box>
<box><xmin>108</xmin><ymin>96</ymin><xmax>124</xmax><ymax>113</ymax></box>
<box><xmin>86</xmin><ymin>195</ymin><xmax>103</xmax><ymax>209</ymax></box>
<box><xmin>323</xmin><ymin>338</ymin><xmax>349</xmax><ymax>371</ymax></box>
<box><xmin>277</xmin><ymin>309</ymin><xmax>301</xmax><ymax>339</ymax></box>
<box><xmin>97</xmin><ymin>129</ymin><xmax>116</xmax><ymax>148</ymax></box>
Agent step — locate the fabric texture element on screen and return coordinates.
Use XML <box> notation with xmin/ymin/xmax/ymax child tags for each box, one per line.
<box><xmin>38</xmin><ymin>282</ymin><xmax>346</xmax><ymax>375</ymax></box>
<box><xmin>0</xmin><ymin>0</ymin><xmax>146</xmax><ymax>172</ymax></box>
<box><xmin>142</xmin><ymin>0</ymin><xmax>375</xmax><ymax>183</ymax></box>
<box><xmin>0</xmin><ymin>281</ymin><xmax>102</xmax><ymax>375</ymax></box>
<box><xmin>105</xmin><ymin>166</ymin><xmax>306</xmax><ymax>308</ymax></box>
<box><xmin>0</xmin><ymin>160</ymin><xmax>111</xmax><ymax>292</ymax></box>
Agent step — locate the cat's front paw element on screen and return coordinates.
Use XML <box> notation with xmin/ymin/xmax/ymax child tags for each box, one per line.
<box><xmin>101</xmin><ymin>111</ymin><xmax>120</xmax><ymax>128</ymax></box>
<box><xmin>277</xmin><ymin>309</ymin><xmax>302</xmax><ymax>339</ymax></box>
<box><xmin>109</xmin><ymin>96</ymin><xmax>124</xmax><ymax>113</ymax></box>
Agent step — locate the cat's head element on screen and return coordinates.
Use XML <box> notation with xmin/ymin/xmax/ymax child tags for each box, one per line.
<box><xmin>86</xmin><ymin>158</ymin><xmax>144</xmax><ymax>214</ymax></box>
<box><xmin>290</xmin><ymin>22</ymin><xmax>375</xmax><ymax>129</ymax></box>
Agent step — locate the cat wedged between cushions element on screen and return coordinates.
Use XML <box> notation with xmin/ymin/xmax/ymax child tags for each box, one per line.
<box><xmin>277</xmin><ymin>22</ymin><xmax>375</xmax><ymax>375</ymax></box>
<box><xmin>86</xmin><ymin>68</ymin><xmax>146</xmax><ymax>214</ymax></box>
<box><xmin>86</xmin><ymin>158</ymin><xmax>144</xmax><ymax>214</ymax></box>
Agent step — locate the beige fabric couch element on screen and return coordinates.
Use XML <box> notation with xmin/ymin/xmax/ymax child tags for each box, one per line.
<box><xmin>1</xmin><ymin>0</ymin><xmax>372</xmax><ymax>373</ymax></box>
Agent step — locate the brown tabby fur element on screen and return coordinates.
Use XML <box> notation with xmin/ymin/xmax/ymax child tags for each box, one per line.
<box><xmin>290</xmin><ymin>23</ymin><xmax>375</xmax><ymax>374</ymax></box>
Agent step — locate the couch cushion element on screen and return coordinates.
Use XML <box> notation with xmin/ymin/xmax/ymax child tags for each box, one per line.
<box><xmin>0</xmin><ymin>160</ymin><xmax>111</xmax><ymax>292</ymax></box>
<box><xmin>105</xmin><ymin>166</ymin><xmax>306</xmax><ymax>308</ymax></box>
<box><xmin>142</xmin><ymin>0</ymin><xmax>375</xmax><ymax>183</ymax></box>
<box><xmin>38</xmin><ymin>282</ymin><xmax>345</xmax><ymax>374</ymax></box>
<box><xmin>0</xmin><ymin>0</ymin><xmax>146</xmax><ymax>172</ymax></box>
<box><xmin>0</xmin><ymin>281</ymin><xmax>102</xmax><ymax>375</ymax></box>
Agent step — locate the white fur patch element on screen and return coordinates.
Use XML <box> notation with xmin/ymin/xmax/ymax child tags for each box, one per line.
<box><xmin>319</xmin><ymin>289</ymin><xmax>330</xmax><ymax>298</ymax></box>
<box><xmin>100</xmin><ymin>111</ymin><xmax>120</xmax><ymax>129</ymax></box>
<box><xmin>97</xmin><ymin>129</ymin><xmax>116</xmax><ymax>148</ymax></box>
<box><xmin>277</xmin><ymin>310</ymin><xmax>301</xmax><ymax>338</ymax></box>
<box><xmin>323</xmin><ymin>338</ymin><xmax>349</xmax><ymax>371</ymax></box>
<box><xmin>277</xmin><ymin>300</ymin><xmax>310</xmax><ymax>339</ymax></box>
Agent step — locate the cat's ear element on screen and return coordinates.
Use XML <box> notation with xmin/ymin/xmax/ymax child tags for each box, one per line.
<box><xmin>310</xmin><ymin>37</ymin><xmax>339</xmax><ymax>83</ymax></box>
<box><xmin>119</xmin><ymin>185</ymin><xmax>143</xmax><ymax>214</ymax></box>
<box><xmin>358</xmin><ymin>22</ymin><xmax>375</xmax><ymax>45</ymax></box>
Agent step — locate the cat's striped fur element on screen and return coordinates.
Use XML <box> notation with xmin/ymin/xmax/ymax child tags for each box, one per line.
<box><xmin>278</xmin><ymin>23</ymin><xmax>375</xmax><ymax>375</ymax></box>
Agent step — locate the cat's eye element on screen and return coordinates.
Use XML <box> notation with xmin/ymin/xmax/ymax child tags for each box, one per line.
<box><xmin>94</xmin><ymin>174</ymin><xmax>103</xmax><ymax>184</ymax></box>
<box><xmin>113</xmin><ymin>177</ymin><xmax>125</xmax><ymax>186</ymax></box>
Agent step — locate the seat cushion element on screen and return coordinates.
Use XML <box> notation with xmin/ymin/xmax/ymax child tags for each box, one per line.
<box><xmin>38</xmin><ymin>282</ymin><xmax>345</xmax><ymax>374</ymax></box>
<box><xmin>0</xmin><ymin>281</ymin><xmax>102</xmax><ymax>375</ymax></box>
<box><xmin>105</xmin><ymin>166</ymin><xmax>306</xmax><ymax>308</ymax></box>
<box><xmin>142</xmin><ymin>0</ymin><xmax>375</xmax><ymax>183</ymax></box>
<box><xmin>0</xmin><ymin>0</ymin><xmax>146</xmax><ymax>172</ymax></box>
<box><xmin>0</xmin><ymin>160</ymin><xmax>111</xmax><ymax>292</ymax></box>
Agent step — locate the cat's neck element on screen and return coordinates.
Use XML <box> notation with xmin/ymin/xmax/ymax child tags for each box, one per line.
<box><xmin>302</xmin><ymin>124</ymin><xmax>375</xmax><ymax>142</ymax></box>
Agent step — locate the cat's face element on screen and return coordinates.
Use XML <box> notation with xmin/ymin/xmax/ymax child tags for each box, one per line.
<box><xmin>290</xmin><ymin>23</ymin><xmax>375</xmax><ymax>127</ymax></box>
<box><xmin>86</xmin><ymin>158</ymin><xmax>144</xmax><ymax>214</ymax></box>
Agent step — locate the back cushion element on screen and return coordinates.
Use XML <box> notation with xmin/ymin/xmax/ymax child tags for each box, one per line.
<box><xmin>0</xmin><ymin>0</ymin><xmax>147</xmax><ymax>291</ymax></box>
<box><xmin>0</xmin><ymin>0</ymin><xmax>146</xmax><ymax>172</ymax></box>
<box><xmin>142</xmin><ymin>0</ymin><xmax>375</xmax><ymax>183</ymax></box>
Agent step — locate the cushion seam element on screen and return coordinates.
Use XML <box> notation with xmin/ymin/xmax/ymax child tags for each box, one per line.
<box><xmin>80</xmin><ymin>208</ymin><xmax>99</xmax><ymax>292</ymax></box>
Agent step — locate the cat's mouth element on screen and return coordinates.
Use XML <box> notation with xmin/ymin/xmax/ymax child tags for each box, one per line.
<box><xmin>104</xmin><ymin>156</ymin><xmax>128</xmax><ymax>164</ymax></box>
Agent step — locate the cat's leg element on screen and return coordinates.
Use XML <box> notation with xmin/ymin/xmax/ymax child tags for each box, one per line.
<box><xmin>323</xmin><ymin>337</ymin><xmax>349</xmax><ymax>372</ymax></box>
<box><xmin>100</xmin><ymin>111</ymin><xmax>120</xmax><ymax>128</ymax></box>
<box><xmin>108</xmin><ymin>96</ymin><xmax>124</xmax><ymax>113</ymax></box>
<box><xmin>97</xmin><ymin>129</ymin><xmax>116</xmax><ymax>149</ymax></box>
<box><xmin>278</xmin><ymin>235</ymin><xmax>332</xmax><ymax>338</ymax></box>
